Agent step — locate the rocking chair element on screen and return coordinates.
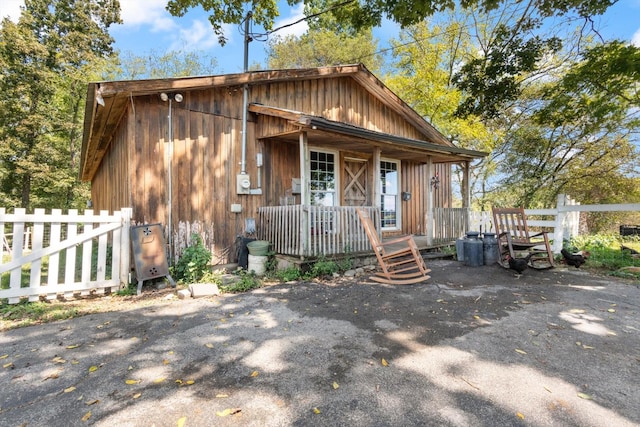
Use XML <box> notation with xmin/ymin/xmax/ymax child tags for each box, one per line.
<box><xmin>492</xmin><ymin>207</ymin><xmax>554</xmax><ymax>269</ymax></box>
<box><xmin>356</xmin><ymin>208</ymin><xmax>431</xmax><ymax>284</ymax></box>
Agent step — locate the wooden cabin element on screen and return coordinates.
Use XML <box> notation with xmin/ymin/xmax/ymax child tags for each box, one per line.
<box><xmin>80</xmin><ymin>64</ymin><xmax>485</xmax><ymax>264</ymax></box>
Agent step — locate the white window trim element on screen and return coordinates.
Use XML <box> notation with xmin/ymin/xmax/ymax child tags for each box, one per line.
<box><xmin>307</xmin><ymin>147</ymin><xmax>340</xmax><ymax>206</ymax></box>
<box><xmin>380</xmin><ymin>157</ymin><xmax>401</xmax><ymax>231</ymax></box>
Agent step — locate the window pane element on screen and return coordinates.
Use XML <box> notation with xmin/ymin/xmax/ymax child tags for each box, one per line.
<box><xmin>380</xmin><ymin>160</ymin><xmax>399</xmax><ymax>228</ymax></box>
<box><xmin>310</xmin><ymin>151</ymin><xmax>336</xmax><ymax>206</ymax></box>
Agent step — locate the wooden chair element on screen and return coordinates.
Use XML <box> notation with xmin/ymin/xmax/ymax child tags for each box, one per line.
<box><xmin>492</xmin><ymin>207</ymin><xmax>554</xmax><ymax>269</ymax></box>
<box><xmin>356</xmin><ymin>208</ymin><xmax>431</xmax><ymax>284</ymax></box>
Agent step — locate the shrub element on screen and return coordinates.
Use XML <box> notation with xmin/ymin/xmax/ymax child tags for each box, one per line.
<box><xmin>173</xmin><ymin>234</ymin><xmax>212</xmax><ymax>284</ymax></box>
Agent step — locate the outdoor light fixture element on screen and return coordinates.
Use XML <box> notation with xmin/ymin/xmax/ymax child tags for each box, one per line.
<box><xmin>160</xmin><ymin>92</ymin><xmax>183</xmax><ymax>262</ymax></box>
<box><xmin>431</xmin><ymin>172</ymin><xmax>440</xmax><ymax>190</ymax></box>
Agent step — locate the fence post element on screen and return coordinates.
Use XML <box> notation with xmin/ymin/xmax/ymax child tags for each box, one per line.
<box><xmin>119</xmin><ymin>208</ymin><xmax>132</xmax><ymax>289</ymax></box>
<box><xmin>553</xmin><ymin>194</ymin><xmax>567</xmax><ymax>253</ymax></box>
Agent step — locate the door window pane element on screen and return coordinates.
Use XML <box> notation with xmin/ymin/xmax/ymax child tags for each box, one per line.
<box><xmin>380</xmin><ymin>160</ymin><xmax>399</xmax><ymax>229</ymax></box>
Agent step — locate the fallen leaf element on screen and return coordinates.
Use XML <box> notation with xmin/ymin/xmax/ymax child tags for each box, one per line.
<box><xmin>125</xmin><ymin>379</ymin><xmax>141</xmax><ymax>385</ymax></box>
<box><xmin>216</xmin><ymin>408</ymin><xmax>241</xmax><ymax>417</ymax></box>
<box><xmin>88</xmin><ymin>366</ymin><xmax>98</xmax><ymax>373</ymax></box>
<box><xmin>153</xmin><ymin>377</ymin><xmax>166</xmax><ymax>383</ymax></box>
<box><xmin>216</xmin><ymin>394</ymin><xmax>229</xmax><ymax>398</ymax></box>
<box><xmin>582</xmin><ymin>345</ymin><xmax>594</xmax><ymax>350</ymax></box>
<box><xmin>381</xmin><ymin>358</ymin><xmax>389</xmax><ymax>367</ymax></box>
<box><xmin>515</xmin><ymin>349</ymin><xmax>527</xmax><ymax>355</ymax></box>
<box><xmin>66</xmin><ymin>344</ymin><xmax>81</xmax><ymax>349</ymax></box>
<box><xmin>85</xmin><ymin>399</ymin><xmax>99</xmax><ymax>406</ymax></box>
<box><xmin>177</xmin><ymin>417</ymin><xmax>187</xmax><ymax>427</ymax></box>
<box><xmin>516</xmin><ymin>412</ymin><xmax>525</xmax><ymax>419</ymax></box>
<box><xmin>64</xmin><ymin>386</ymin><xmax>76</xmax><ymax>393</ymax></box>
<box><xmin>185</xmin><ymin>380</ymin><xmax>195</xmax><ymax>385</ymax></box>
<box><xmin>175</xmin><ymin>379</ymin><xmax>183</xmax><ymax>385</ymax></box>
<box><xmin>313</xmin><ymin>407</ymin><xmax>321</xmax><ymax>414</ymax></box>
<box><xmin>569</xmin><ymin>309</ymin><xmax>585</xmax><ymax>314</ymax></box>
<box><xmin>52</xmin><ymin>357</ymin><xmax>66</xmax><ymax>364</ymax></box>
<box><xmin>162</xmin><ymin>359</ymin><xmax>170</xmax><ymax>365</ymax></box>
<box><xmin>43</xmin><ymin>371</ymin><xmax>60</xmax><ymax>380</ymax></box>
<box><xmin>250</xmin><ymin>371</ymin><xmax>259</xmax><ymax>377</ymax></box>
<box><xmin>81</xmin><ymin>411</ymin><xmax>91</xmax><ymax>422</ymax></box>
<box><xmin>544</xmin><ymin>386</ymin><xmax>552</xmax><ymax>393</ymax></box>
<box><xmin>128</xmin><ymin>365</ymin><xmax>133</xmax><ymax>371</ymax></box>
<box><xmin>0</xmin><ymin>354</ymin><xmax>8</xmax><ymax>359</ymax></box>
<box><xmin>607</xmin><ymin>331</ymin><xmax>618</xmax><ymax>336</ymax></box>
<box><xmin>132</xmin><ymin>393</ymin><xmax>142</xmax><ymax>399</ymax></box>
<box><xmin>577</xmin><ymin>392</ymin><xmax>592</xmax><ymax>400</ymax></box>
<box><xmin>332</xmin><ymin>381</ymin><xmax>339</xmax><ymax>390</ymax></box>
<box><xmin>3</xmin><ymin>362</ymin><xmax>13</xmax><ymax>369</ymax></box>
<box><xmin>205</xmin><ymin>343</ymin><xmax>214</xmax><ymax>348</ymax></box>
<box><xmin>607</xmin><ymin>308</ymin><xmax>616</xmax><ymax>313</ymax></box>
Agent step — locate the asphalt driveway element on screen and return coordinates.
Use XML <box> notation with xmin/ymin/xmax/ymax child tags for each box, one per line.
<box><xmin>1</xmin><ymin>260</ymin><xmax>639</xmax><ymax>426</ymax></box>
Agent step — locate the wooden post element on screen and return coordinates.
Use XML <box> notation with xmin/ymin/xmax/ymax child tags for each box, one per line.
<box><xmin>119</xmin><ymin>208</ymin><xmax>132</xmax><ymax>290</ymax></box>
<box><xmin>299</xmin><ymin>131</ymin><xmax>308</xmax><ymax>258</ymax></box>
<box><xmin>426</xmin><ymin>157</ymin><xmax>434</xmax><ymax>246</ymax></box>
<box><xmin>553</xmin><ymin>194</ymin><xmax>567</xmax><ymax>254</ymax></box>
<box><xmin>462</xmin><ymin>161</ymin><xmax>471</xmax><ymax>230</ymax></box>
<box><xmin>372</xmin><ymin>146</ymin><xmax>381</xmax><ymax>218</ymax></box>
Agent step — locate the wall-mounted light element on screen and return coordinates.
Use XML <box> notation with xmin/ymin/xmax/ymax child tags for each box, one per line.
<box><xmin>431</xmin><ymin>172</ymin><xmax>440</xmax><ymax>190</ymax></box>
<box><xmin>160</xmin><ymin>92</ymin><xmax>183</xmax><ymax>103</ymax></box>
<box><xmin>402</xmin><ymin>191</ymin><xmax>411</xmax><ymax>201</ymax></box>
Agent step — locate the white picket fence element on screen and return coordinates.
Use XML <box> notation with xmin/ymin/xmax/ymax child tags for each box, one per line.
<box><xmin>0</xmin><ymin>208</ymin><xmax>132</xmax><ymax>304</ymax></box>
<box><xmin>468</xmin><ymin>194</ymin><xmax>640</xmax><ymax>253</ymax></box>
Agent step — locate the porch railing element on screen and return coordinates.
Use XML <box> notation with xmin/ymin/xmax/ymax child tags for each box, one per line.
<box><xmin>257</xmin><ymin>205</ymin><xmax>380</xmax><ymax>257</ymax></box>
<box><xmin>433</xmin><ymin>207</ymin><xmax>470</xmax><ymax>243</ymax></box>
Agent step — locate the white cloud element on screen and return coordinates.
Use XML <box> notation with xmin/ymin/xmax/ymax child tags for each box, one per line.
<box><xmin>118</xmin><ymin>0</ymin><xmax>176</xmax><ymax>32</ymax></box>
<box><xmin>632</xmin><ymin>28</ymin><xmax>640</xmax><ymax>47</ymax></box>
<box><xmin>270</xmin><ymin>4</ymin><xmax>308</xmax><ymax>39</ymax></box>
<box><xmin>0</xmin><ymin>0</ymin><xmax>24</xmax><ymax>22</ymax></box>
<box><xmin>169</xmin><ymin>19</ymin><xmax>229</xmax><ymax>52</ymax></box>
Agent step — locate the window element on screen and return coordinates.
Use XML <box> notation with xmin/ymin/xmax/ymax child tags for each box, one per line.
<box><xmin>380</xmin><ymin>160</ymin><xmax>400</xmax><ymax>229</ymax></box>
<box><xmin>309</xmin><ymin>149</ymin><xmax>337</xmax><ymax>235</ymax></box>
<box><xmin>309</xmin><ymin>150</ymin><xmax>336</xmax><ymax>206</ymax></box>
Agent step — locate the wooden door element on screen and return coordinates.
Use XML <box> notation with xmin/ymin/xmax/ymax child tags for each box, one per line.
<box><xmin>343</xmin><ymin>158</ymin><xmax>368</xmax><ymax>206</ymax></box>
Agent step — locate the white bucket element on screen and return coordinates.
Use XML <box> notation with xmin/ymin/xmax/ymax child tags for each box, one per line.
<box><xmin>248</xmin><ymin>254</ymin><xmax>268</xmax><ymax>276</ymax></box>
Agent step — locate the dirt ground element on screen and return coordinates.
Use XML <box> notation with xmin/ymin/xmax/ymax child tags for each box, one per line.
<box><xmin>1</xmin><ymin>260</ymin><xmax>639</xmax><ymax>426</ymax></box>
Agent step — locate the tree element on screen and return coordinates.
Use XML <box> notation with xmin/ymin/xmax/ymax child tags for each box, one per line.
<box><xmin>108</xmin><ymin>49</ymin><xmax>219</xmax><ymax>80</ymax></box>
<box><xmin>0</xmin><ymin>0</ymin><xmax>120</xmax><ymax>210</ymax></box>
<box><xmin>166</xmin><ymin>0</ymin><xmax>616</xmax><ymax>117</ymax></box>
<box><xmin>266</xmin><ymin>28</ymin><xmax>382</xmax><ymax>71</ymax></box>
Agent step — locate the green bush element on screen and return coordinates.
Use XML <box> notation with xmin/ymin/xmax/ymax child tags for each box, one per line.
<box><xmin>567</xmin><ymin>234</ymin><xmax>640</xmax><ymax>274</ymax></box>
<box><xmin>221</xmin><ymin>269</ymin><xmax>262</xmax><ymax>293</ymax></box>
<box><xmin>173</xmin><ymin>234</ymin><xmax>212</xmax><ymax>284</ymax></box>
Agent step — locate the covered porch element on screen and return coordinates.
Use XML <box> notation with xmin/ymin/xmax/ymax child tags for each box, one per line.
<box><xmin>257</xmin><ymin>205</ymin><xmax>470</xmax><ymax>258</ymax></box>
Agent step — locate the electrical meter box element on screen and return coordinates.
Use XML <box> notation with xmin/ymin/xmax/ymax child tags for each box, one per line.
<box><xmin>237</xmin><ymin>173</ymin><xmax>251</xmax><ymax>194</ymax></box>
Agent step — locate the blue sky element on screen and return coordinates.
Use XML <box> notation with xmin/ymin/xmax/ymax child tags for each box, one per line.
<box><xmin>2</xmin><ymin>0</ymin><xmax>640</xmax><ymax>74</ymax></box>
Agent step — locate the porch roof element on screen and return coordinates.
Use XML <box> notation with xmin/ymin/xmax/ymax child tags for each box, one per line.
<box><xmin>249</xmin><ymin>104</ymin><xmax>487</xmax><ymax>163</ymax></box>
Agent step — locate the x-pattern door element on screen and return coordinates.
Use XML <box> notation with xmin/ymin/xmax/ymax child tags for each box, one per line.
<box><xmin>343</xmin><ymin>159</ymin><xmax>368</xmax><ymax>206</ymax></box>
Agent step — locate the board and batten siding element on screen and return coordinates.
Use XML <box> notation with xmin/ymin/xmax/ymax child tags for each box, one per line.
<box><xmin>90</xmin><ymin>76</ymin><xmax>453</xmax><ymax>263</ymax></box>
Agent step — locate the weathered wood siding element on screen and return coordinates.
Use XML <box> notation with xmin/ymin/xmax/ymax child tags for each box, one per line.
<box><xmin>251</xmin><ymin>76</ymin><xmax>426</xmax><ymax>140</ymax></box>
<box><xmin>91</xmin><ymin>76</ymin><xmax>454</xmax><ymax>262</ymax></box>
<box><xmin>91</xmin><ymin>106</ymin><xmax>132</xmax><ymax>214</ymax></box>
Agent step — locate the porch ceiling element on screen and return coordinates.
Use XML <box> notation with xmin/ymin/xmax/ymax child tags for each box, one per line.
<box><xmin>249</xmin><ymin>104</ymin><xmax>487</xmax><ymax>164</ymax></box>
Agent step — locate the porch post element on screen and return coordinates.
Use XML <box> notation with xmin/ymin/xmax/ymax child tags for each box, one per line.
<box><xmin>426</xmin><ymin>157</ymin><xmax>434</xmax><ymax>245</ymax></box>
<box><xmin>463</xmin><ymin>160</ymin><xmax>471</xmax><ymax>230</ymax></box>
<box><xmin>372</xmin><ymin>147</ymin><xmax>381</xmax><ymax>225</ymax></box>
<box><xmin>299</xmin><ymin>131</ymin><xmax>308</xmax><ymax>258</ymax></box>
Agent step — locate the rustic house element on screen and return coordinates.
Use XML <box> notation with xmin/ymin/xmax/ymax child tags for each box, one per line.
<box><xmin>80</xmin><ymin>64</ymin><xmax>485</xmax><ymax>264</ymax></box>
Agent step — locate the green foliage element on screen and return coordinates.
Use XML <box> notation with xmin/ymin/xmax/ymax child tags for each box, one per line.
<box><xmin>272</xmin><ymin>266</ymin><xmax>303</xmax><ymax>282</ymax></box>
<box><xmin>173</xmin><ymin>234</ymin><xmax>212</xmax><ymax>284</ymax></box>
<box><xmin>0</xmin><ymin>300</ymin><xmax>83</xmax><ymax>329</ymax></box>
<box><xmin>266</xmin><ymin>28</ymin><xmax>382</xmax><ymax>72</ymax></box>
<box><xmin>305</xmin><ymin>257</ymin><xmax>340</xmax><ymax>279</ymax></box>
<box><xmin>567</xmin><ymin>234</ymin><xmax>640</xmax><ymax>274</ymax></box>
<box><xmin>0</xmin><ymin>1</ymin><xmax>120</xmax><ymax>210</ymax></box>
<box><xmin>107</xmin><ymin>48</ymin><xmax>219</xmax><ymax>80</ymax></box>
<box><xmin>221</xmin><ymin>270</ymin><xmax>262</xmax><ymax>293</ymax></box>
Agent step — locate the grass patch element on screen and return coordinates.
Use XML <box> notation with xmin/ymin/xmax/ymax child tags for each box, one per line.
<box><xmin>0</xmin><ymin>299</ymin><xmax>89</xmax><ymax>330</ymax></box>
<box><xmin>566</xmin><ymin>234</ymin><xmax>640</xmax><ymax>280</ymax></box>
